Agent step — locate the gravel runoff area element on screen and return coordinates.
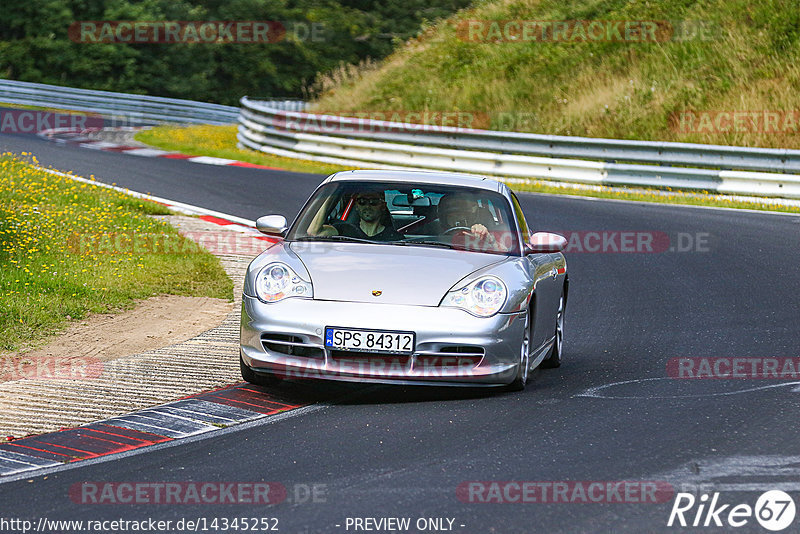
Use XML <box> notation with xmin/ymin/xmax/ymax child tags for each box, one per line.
<box><xmin>0</xmin><ymin>215</ymin><xmax>266</xmax><ymax>438</ymax></box>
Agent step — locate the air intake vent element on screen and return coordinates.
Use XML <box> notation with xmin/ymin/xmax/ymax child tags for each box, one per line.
<box><xmin>328</xmin><ymin>351</ymin><xmax>411</xmax><ymax>371</ymax></box>
<box><xmin>414</xmin><ymin>346</ymin><xmax>484</xmax><ymax>369</ymax></box>
<box><xmin>439</xmin><ymin>345</ymin><xmax>484</xmax><ymax>355</ymax></box>
<box><xmin>261</xmin><ymin>334</ymin><xmax>324</xmax><ymax>359</ymax></box>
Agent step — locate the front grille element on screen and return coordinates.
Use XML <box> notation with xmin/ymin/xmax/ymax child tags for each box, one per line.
<box><xmin>439</xmin><ymin>345</ymin><xmax>484</xmax><ymax>355</ymax></box>
<box><xmin>328</xmin><ymin>350</ymin><xmax>411</xmax><ymax>372</ymax></box>
<box><xmin>414</xmin><ymin>345</ymin><xmax>484</xmax><ymax>369</ymax></box>
<box><xmin>261</xmin><ymin>334</ymin><xmax>324</xmax><ymax>359</ymax></box>
<box><xmin>415</xmin><ymin>355</ymin><xmax>483</xmax><ymax>368</ymax></box>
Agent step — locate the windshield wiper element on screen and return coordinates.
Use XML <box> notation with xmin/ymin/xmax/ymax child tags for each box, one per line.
<box><xmin>395</xmin><ymin>239</ymin><xmax>456</xmax><ymax>249</ymax></box>
<box><xmin>293</xmin><ymin>235</ymin><xmax>380</xmax><ymax>244</ymax></box>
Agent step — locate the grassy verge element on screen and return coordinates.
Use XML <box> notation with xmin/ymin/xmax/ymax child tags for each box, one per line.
<box><xmin>0</xmin><ymin>101</ymin><xmax>103</xmax><ymax>116</ymax></box>
<box><xmin>134</xmin><ymin>124</ymin><xmax>800</xmax><ymax>214</ymax></box>
<box><xmin>135</xmin><ymin>124</ymin><xmax>347</xmax><ymax>176</ymax></box>
<box><xmin>0</xmin><ymin>153</ymin><xmax>233</xmax><ymax>352</ymax></box>
<box><xmin>507</xmin><ymin>180</ymin><xmax>800</xmax><ymax>214</ymax></box>
<box><xmin>311</xmin><ymin>0</ymin><xmax>800</xmax><ymax>150</ymax></box>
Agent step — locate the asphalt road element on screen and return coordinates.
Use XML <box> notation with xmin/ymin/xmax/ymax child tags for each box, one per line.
<box><xmin>2</xmin><ymin>132</ymin><xmax>800</xmax><ymax>533</ymax></box>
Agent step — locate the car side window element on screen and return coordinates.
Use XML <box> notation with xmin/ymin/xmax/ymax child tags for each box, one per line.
<box><xmin>510</xmin><ymin>194</ymin><xmax>530</xmax><ymax>242</ymax></box>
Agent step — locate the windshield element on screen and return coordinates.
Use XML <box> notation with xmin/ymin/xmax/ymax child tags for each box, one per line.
<box><xmin>287</xmin><ymin>181</ymin><xmax>520</xmax><ymax>255</ymax></box>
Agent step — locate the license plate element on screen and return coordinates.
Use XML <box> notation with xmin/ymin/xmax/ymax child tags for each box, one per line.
<box><xmin>325</xmin><ymin>327</ymin><xmax>415</xmax><ymax>354</ymax></box>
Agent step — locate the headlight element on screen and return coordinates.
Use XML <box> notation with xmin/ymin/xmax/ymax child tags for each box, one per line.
<box><xmin>440</xmin><ymin>276</ymin><xmax>507</xmax><ymax>317</ymax></box>
<box><xmin>254</xmin><ymin>262</ymin><xmax>313</xmax><ymax>303</ymax></box>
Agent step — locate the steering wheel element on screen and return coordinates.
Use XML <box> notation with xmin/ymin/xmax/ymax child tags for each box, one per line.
<box><xmin>442</xmin><ymin>226</ymin><xmax>472</xmax><ymax>235</ymax></box>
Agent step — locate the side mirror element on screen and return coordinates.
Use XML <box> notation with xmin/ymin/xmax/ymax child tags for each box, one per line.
<box><xmin>255</xmin><ymin>215</ymin><xmax>288</xmax><ymax>237</ymax></box>
<box><xmin>526</xmin><ymin>232</ymin><xmax>567</xmax><ymax>254</ymax></box>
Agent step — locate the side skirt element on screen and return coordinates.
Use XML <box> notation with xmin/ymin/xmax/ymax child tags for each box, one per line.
<box><xmin>529</xmin><ymin>335</ymin><xmax>556</xmax><ymax>371</ymax></box>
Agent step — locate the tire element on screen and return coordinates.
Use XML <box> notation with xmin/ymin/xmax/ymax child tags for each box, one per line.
<box><xmin>507</xmin><ymin>310</ymin><xmax>531</xmax><ymax>391</ymax></box>
<box><xmin>540</xmin><ymin>291</ymin><xmax>565</xmax><ymax>369</ymax></box>
<box><xmin>240</xmin><ymin>355</ymin><xmax>282</xmax><ymax>386</ymax></box>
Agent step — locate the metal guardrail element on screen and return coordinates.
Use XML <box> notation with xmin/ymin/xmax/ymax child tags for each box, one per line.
<box><xmin>0</xmin><ymin>79</ymin><xmax>305</xmax><ymax>125</ymax></box>
<box><xmin>238</xmin><ymin>97</ymin><xmax>800</xmax><ymax>199</ymax></box>
<box><xmin>244</xmin><ymin>98</ymin><xmax>308</xmax><ymax>113</ymax></box>
<box><xmin>0</xmin><ymin>79</ymin><xmax>238</xmax><ymax>125</ymax></box>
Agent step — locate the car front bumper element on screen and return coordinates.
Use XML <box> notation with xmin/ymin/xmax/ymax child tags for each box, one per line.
<box><xmin>240</xmin><ymin>295</ymin><xmax>525</xmax><ymax>386</ymax></box>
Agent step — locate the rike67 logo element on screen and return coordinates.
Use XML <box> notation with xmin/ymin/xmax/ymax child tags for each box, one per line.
<box><xmin>668</xmin><ymin>490</ymin><xmax>796</xmax><ymax>531</ymax></box>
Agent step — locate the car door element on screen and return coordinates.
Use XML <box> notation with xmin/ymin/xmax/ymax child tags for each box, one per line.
<box><xmin>511</xmin><ymin>193</ymin><xmax>561</xmax><ymax>350</ymax></box>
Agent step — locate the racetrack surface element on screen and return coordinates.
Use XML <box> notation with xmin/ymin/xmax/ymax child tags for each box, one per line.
<box><xmin>2</xmin><ymin>131</ymin><xmax>800</xmax><ymax>533</ymax></box>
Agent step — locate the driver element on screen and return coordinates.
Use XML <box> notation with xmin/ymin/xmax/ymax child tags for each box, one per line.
<box><xmin>313</xmin><ymin>191</ymin><xmax>401</xmax><ymax>241</ymax></box>
<box><xmin>437</xmin><ymin>193</ymin><xmax>507</xmax><ymax>251</ymax></box>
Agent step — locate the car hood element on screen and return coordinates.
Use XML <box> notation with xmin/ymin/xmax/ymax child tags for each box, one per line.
<box><xmin>289</xmin><ymin>242</ymin><xmax>506</xmax><ymax>306</ymax></box>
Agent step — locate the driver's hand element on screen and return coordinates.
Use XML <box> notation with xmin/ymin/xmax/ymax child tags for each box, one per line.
<box><xmin>470</xmin><ymin>223</ymin><xmax>490</xmax><ymax>239</ymax></box>
<box><xmin>469</xmin><ymin>224</ymin><xmax>507</xmax><ymax>251</ymax></box>
<box><xmin>313</xmin><ymin>224</ymin><xmax>337</xmax><ymax>237</ymax></box>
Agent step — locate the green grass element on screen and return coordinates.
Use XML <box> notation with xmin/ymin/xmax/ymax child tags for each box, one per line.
<box><xmin>135</xmin><ymin>124</ymin><xmax>348</xmax><ymax>176</ymax></box>
<box><xmin>507</xmin><ymin>179</ymin><xmax>800</xmax><ymax>213</ymax></box>
<box><xmin>0</xmin><ymin>101</ymin><xmax>103</xmax><ymax>115</ymax></box>
<box><xmin>312</xmin><ymin>0</ymin><xmax>800</xmax><ymax>150</ymax></box>
<box><xmin>0</xmin><ymin>153</ymin><xmax>233</xmax><ymax>352</ymax></box>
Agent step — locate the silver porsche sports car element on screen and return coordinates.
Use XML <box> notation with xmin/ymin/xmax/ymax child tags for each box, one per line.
<box><xmin>239</xmin><ymin>170</ymin><xmax>568</xmax><ymax>389</ymax></box>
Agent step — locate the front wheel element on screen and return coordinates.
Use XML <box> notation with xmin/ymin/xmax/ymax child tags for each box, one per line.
<box><xmin>507</xmin><ymin>311</ymin><xmax>531</xmax><ymax>391</ymax></box>
<box><xmin>540</xmin><ymin>292</ymin><xmax>565</xmax><ymax>369</ymax></box>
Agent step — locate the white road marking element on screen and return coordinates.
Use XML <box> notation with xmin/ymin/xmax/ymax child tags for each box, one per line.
<box><xmin>187</xmin><ymin>156</ymin><xmax>238</xmax><ymax>165</ymax></box>
<box><xmin>654</xmin><ymin>455</ymin><xmax>800</xmax><ymax>493</ymax></box>
<box><xmin>166</xmin><ymin>399</ymin><xmax>263</xmax><ymax>424</ymax></box>
<box><xmin>577</xmin><ymin>377</ymin><xmax>800</xmax><ymax>399</ymax></box>
<box><xmin>79</xmin><ymin>141</ymin><xmax>120</xmax><ymax>149</ymax></box>
<box><xmin>122</xmin><ymin>148</ymin><xmax>172</xmax><ymax>157</ymax></box>
<box><xmin>0</xmin><ymin>403</ymin><xmax>326</xmax><ymax>485</ymax></box>
<box><xmin>0</xmin><ymin>451</ymin><xmax>63</xmax><ymax>477</ymax></box>
<box><xmin>34</xmin><ymin>165</ymin><xmax>257</xmax><ymax>226</ymax></box>
<box><xmin>104</xmin><ymin>411</ymin><xmax>216</xmax><ymax>438</ymax></box>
